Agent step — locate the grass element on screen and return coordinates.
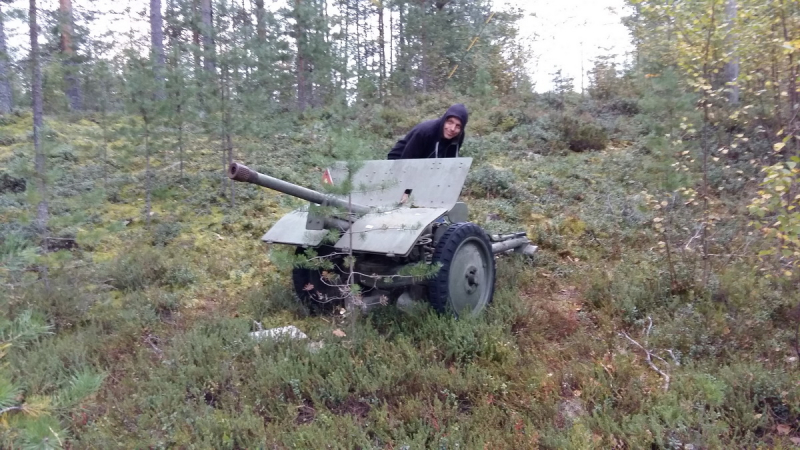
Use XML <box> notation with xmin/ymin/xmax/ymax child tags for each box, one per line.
<box><xmin>1</xmin><ymin>99</ymin><xmax>799</xmax><ymax>448</ymax></box>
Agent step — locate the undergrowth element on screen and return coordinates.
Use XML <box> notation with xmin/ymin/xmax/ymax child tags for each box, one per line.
<box><xmin>0</xmin><ymin>93</ymin><xmax>798</xmax><ymax>448</ymax></box>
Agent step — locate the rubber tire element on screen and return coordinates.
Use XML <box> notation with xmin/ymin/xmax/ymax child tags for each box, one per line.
<box><xmin>292</xmin><ymin>246</ymin><xmax>342</xmax><ymax>314</ymax></box>
<box><xmin>428</xmin><ymin>222</ymin><xmax>496</xmax><ymax>316</ymax></box>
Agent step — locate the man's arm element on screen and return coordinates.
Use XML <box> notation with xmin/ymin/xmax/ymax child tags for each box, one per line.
<box><xmin>399</xmin><ymin>127</ymin><xmax>431</xmax><ymax>159</ymax></box>
<box><xmin>387</xmin><ymin>136</ymin><xmax>407</xmax><ymax>160</ymax></box>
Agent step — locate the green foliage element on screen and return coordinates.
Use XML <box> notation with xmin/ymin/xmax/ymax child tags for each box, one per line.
<box><xmin>55</xmin><ymin>370</ymin><xmax>106</xmax><ymax>410</ymax></box>
<box><xmin>0</xmin><ymin>310</ymin><xmax>52</xmax><ymax>344</ymax></box>
<box><xmin>0</xmin><ymin>311</ymin><xmax>103</xmax><ymax>449</ymax></box>
<box><xmin>151</xmin><ymin>221</ymin><xmax>182</xmax><ymax>247</ymax></box>
<box><xmin>2</xmin><ymin>32</ymin><xmax>798</xmax><ymax>445</ymax></box>
<box><xmin>105</xmin><ymin>246</ymin><xmax>195</xmax><ymax>292</ymax></box>
<box><xmin>465</xmin><ymin>165</ymin><xmax>516</xmax><ymax>198</ymax></box>
<box><xmin>106</xmin><ymin>247</ymin><xmax>169</xmax><ymax>292</ymax></box>
<box><xmin>636</xmin><ymin>70</ymin><xmax>699</xmax><ymax>142</ymax></box>
<box><xmin>748</xmin><ymin>158</ymin><xmax>800</xmax><ymax>277</ymax></box>
<box><xmin>559</xmin><ymin>116</ymin><xmax>609</xmax><ymax>152</ymax></box>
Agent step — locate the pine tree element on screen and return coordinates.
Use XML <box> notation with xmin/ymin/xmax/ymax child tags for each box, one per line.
<box><xmin>123</xmin><ymin>54</ymin><xmax>163</xmax><ymax>226</ymax></box>
<box><xmin>200</xmin><ymin>0</ymin><xmax>214</xmax><ymax>73</ymax></box>
<box><xmin>0</xmin><ymin>1</ymin><xmax>12</xmax><ymax>114</ymax></box>
<box><xmin>59</xmin><ymin>0</ymin><xmax>82</xmax><ymax>110</ymax></box>
<box><xmin>150</xmin><ymin>0</ymin><xmax>166</xmax><ymax>100</ymax></box>
<box><xmin>30</xmin><ymin>0</ymin><xmax>48</xmax><ymax>236</ymax></box>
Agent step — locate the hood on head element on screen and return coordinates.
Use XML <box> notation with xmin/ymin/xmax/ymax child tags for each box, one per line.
<box><xmin>441</xmin><ymin>104</ymin><xmax>469</xmax><ymax>131</ymax></box>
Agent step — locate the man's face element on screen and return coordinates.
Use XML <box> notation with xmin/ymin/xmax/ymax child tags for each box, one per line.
<box><xmin>443</xmin><ymin>116</ymin><xmax>463</xmax><ymax>140</ymax></box>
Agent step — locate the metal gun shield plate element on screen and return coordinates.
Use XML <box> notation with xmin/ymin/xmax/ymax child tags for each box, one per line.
<box><xmin>262</xmin><ymin>158</ymin><xmax>473</xmax><ymax>254</ymax></box>
<box><xmin>326</xmin><ymin>158</ymin><xmax>472</xmax><ymax>209</ymax></box>
<box><xmin>262</xmin><ymin>211</ymin><xmax>329</xmax><ymax>246</ymax></box>
<box><xmin>333</xmin><ymin>207</ymin><xmax>449</xmax><ymax>256</ymax></box>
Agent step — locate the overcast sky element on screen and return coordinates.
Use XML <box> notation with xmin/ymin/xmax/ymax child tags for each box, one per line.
<box><xmin>3</xmin><ymin>0</ymin><xmax>634</xmax><ymax>93</ymax></box>
<box><xmin>513</xmin><ymin>0</ymin><xmax>633</xmax><ymax>91</ymax></box>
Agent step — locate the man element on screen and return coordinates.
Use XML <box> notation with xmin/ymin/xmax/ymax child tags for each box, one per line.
<box><xmin>387</xmin><ymin>104</ymin><xmax>469</xmax><ymax>160</ymax></box>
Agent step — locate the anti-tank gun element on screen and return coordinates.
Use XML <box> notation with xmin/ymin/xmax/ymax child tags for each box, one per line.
<box><xmin>229</xmin><ymin>158</ymin><xmax>536</xmax><ymax>316</ymax></box>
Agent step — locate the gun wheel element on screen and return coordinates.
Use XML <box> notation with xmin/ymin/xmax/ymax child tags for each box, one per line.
<box><xmin>292</xmin><ymin>246</ymin><xmax>343</xmax><ymax>314</ymax></box>
<box><xmin>428</xmin><ymin>222</ymin><xmax>496</xmax><ymax>317</ymax></box>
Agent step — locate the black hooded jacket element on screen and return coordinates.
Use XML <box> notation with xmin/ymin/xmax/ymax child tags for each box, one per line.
<box><xmin>387</xmin><ymin>104</ymin><xmax>469</xmax><ymax>160</ymax></box>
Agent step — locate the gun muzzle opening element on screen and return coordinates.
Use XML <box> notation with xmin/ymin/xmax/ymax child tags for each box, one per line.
<box><xmin>229</xmin><ymin>162</ymin><xmax>257</xmax><ymax>183</ymax></box>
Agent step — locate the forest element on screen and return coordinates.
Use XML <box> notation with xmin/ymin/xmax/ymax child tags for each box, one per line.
<box><xmin>0</xmin><ymin>0</ymin><xmax>799</xmax><ymax>447</ymax></box>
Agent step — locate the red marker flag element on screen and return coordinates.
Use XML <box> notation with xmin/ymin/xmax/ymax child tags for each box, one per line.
<box><xmin>322</xmin><ymin>168</ymin><xmax>334</xmax><ymax>185</ymax></box>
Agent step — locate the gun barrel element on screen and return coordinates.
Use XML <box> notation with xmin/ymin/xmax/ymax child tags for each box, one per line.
<box><xmin>228</xmin><ymin>163</ymin><xmax>371</xmax><ymax>215</ymax></box>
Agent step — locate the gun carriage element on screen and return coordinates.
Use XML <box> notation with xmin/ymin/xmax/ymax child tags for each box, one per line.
<box><xmin>228</xmin><ymin>158</ymin><xmax>536</xmax><ymax>316</ymax></box>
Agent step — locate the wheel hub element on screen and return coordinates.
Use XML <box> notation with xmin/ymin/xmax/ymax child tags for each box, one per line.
<box><xmin>448</xmin><ymin>239</ymin><xmax>492</xmax><ymax>315</ymax></box>
<box><xmin>465</xmin><ymin>265</ymin><xmax>480</xmax><ymax>294</ymax></box>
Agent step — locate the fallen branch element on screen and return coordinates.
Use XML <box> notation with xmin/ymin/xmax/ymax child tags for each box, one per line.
<box><xmin>618</xmin><ymin>317</ymin><xmax>673</xmax><ymax>391</ymax></box>
<box><xmin>0</xmin><ymin>406</ymin><xmax>22</xmax><ymax>415</ymax></box>
<box><xmin>684</xmin><ymin>223</ymin><xmax>704</xmax><ymax>250</ymax></box>
<box><xmin>144</xmin><ymin>335</ymin><xmax>163</xmax><ymax>359</ymax></box>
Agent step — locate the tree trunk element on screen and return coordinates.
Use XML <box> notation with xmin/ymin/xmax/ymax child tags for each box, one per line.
<box><xmin>778</xmin><ymin>0</ymin><xmax>797</xmax><ymax>140</ymax></box>
<box><xmin>377</xmin><ymin>0</ymin><xmax>385</xmax><ymax>100</ymax></box>
<box><xmin>355</xmin><ymin>0</ymin><xmax>361</xmax><ymax>79</ymax></box>
<box><xmin>255</xmin><ymin>0</ymin><xmax>266</xmax><ymax>42</ymax></box>
<box><xmin>226</xmin><ymin>124</ymin><xmax>234</xmax><ymax>207</ymax></box>
<box><xmin>398</xmin><ymin>2</ymin><xmax>405</xmax><ymax>77</ymax></box>
<box><xmin>201</xmin><ymin>0</ymin><xmax>215</xmax><ymax>73</ymax></box>
<box><xmin>770</xmin><ymin>23</ymin><xmax>784</xmax><ymax>136</ymax></box>
<box><xmin>0</xmin><ymin>3</ymin><xmax>12</xmax><ymax>114</ymax></box>
<box><xmin>144</xmin><ymin>115</ymin><xmax>151</xmax><ymax>226</ymax></box>
<box><xmin>723</xmin><ymin>0</ymin><xmax>739</xmax><ymax>105</ymax></box>
<box><xmin>342</xmin><ymin>0</ymin><xmax>348</xmax><ymax>93</ymax></box>
<box><xmin>220</xmin><ymin>64</ymin><xmax>234</xmax><ymax>203</ymax></box>
<box><xmin>100</xmin><ymin>72</ymin><xmax>110</xmax><ymax>189</ymax></box>
<box><xmin>30</xmin><ymin>0</ymin><xmax>47</xmax><ymax>235</ymax></box>
<box><xmin>418</xmin><ymin>0</ymin><xmax>430</xmax><ymax>92</ymax></box>
<box><xmin>178</xmin><ymin>103</ymin><xmax>184</xmax><ymax>179</ymax></box>
<box><xmin>150</xmin><ymin>0</ymin><xmax>166</xmax><ymax>100</ymax></box>
<box><xmin>59</xmin><ymin>0</ymin><xmax>82</xmax><ymax>111</ymax></box>
<box><xmin>192</xmin><ymin>0</ymin><xmax>201</xmax><ymax>75</ymax></box>
<box><xmin>295</xmin><ymin>0</ymin><xmax>308</xmax><ymax>111</ymax></box>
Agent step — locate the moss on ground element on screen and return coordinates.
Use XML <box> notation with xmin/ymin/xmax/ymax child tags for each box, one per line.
<box><xmin>1</xmin><ymin>102</ymin><xmax>799</xmax><ymax>448</ymax></box>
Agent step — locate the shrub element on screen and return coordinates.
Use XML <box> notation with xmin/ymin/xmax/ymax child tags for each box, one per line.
<box><xmin>1</xmin><ymin>316</ymin><xmax>105</xmax><ymax>449</ymax></box>
<box><xmin>0</xmin><ymin>134</ymin><xmax>19</xmax><ymax>146</ymax></box>
<box><xmin>151</xmin><ymin>221</ymin><xmax>182</xmax><ymax>247</ymax></box>
<box><xmin>487</xmin><ymin>107</ymin><xmax>525</xmax><ymax>132</ymax></box>
<box><xmin>164</xmin><ymin>264</ymin><xmax>196</xmax><ymax>288</ymax></box>
<box><xmin>560</xmin><ymin>116</ymin><xmax>608</xmax><ymax>152</ymax></box>
<box><xmin>241</xmin><ymin>272</ymin><xmax>306</xmax><ymax>320</ymax></box>
<box><xmin>106</xmin><ymin>247</ymin><xmax>169</xmax><ymax>292</ymax></box>
<box><xmin>585</xmin><ymin>258</ymin><xmax>674</xmax><ymax>325</ymax></box>
<box><xmin>605</xmin><ymin>98</ymin><xmax>640</xmax><ymax>116</ymax></box>
<box><xmin>0</xmin><ymin>172</ymin><xmax>26</xmax><ymax>194</ymax></box>
<box><xmin>465</xmin><ymin>166</ymin><xmax>516</xmax><ymax>198</ymax></box>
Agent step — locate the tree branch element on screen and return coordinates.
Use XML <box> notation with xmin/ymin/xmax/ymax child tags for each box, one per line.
<box><xmin>619</xmin><ymin>317</ymin><xmax>673</xmax><ymax>391</ymax></box>
<box><xmin>0</xmin><ymin>406</ymin><xmax>22</xmax><ymax>415</ymax></box>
